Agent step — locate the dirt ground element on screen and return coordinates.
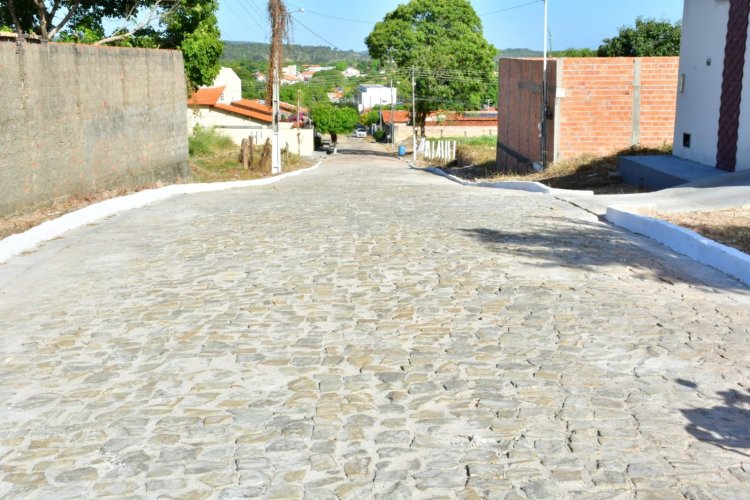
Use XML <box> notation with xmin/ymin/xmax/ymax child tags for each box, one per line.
<box><xmin>654</xmin><ymin>207</ymin><xmax>750</xmax><ymax>255</ymax></box>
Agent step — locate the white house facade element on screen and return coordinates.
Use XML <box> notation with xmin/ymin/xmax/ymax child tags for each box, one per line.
<box><xmin>356</xmin><ymin>84</ymin><xmax>397</xmax><ymax>112</ymax></box>
<box><xmin>210</xmin><ymin>67</ymin><xmax>242</xmax><ymax>104</ymax></box>
<box><xmin>673</xmin><ymin>0</ymin><xmax>750</xmax><ymax>171</ymax></box>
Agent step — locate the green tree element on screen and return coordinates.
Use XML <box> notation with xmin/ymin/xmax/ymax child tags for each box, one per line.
<box><xmin>162</xmin><ymin>0</ymin><xmax>222</xmax><ymax>88</ymax></box>
<box><xmin>2</xmin><ymin>0</ymin><xmax>222</xmax><ymax>88</ymax></box>
<box><xmin>551</xmin><ymin>48</ymin><xmax>598</xmax><ymax>57</ymax></box>
<box><xmin>359</xmin><ymin>110</ymin><xmax>380</xmax><ymax>127</ymax></box>
<box><xmin>598</xmin><ymin>17</ymin><xmax>681</xmax><ymax>57</ymax></box>
<box><xmin>365</xmin><ymin>0</ymin><xmax>497</xmax><ymax>135</ymax></box>
<box><xmin>311</xmin><ymin>104</ymin><xmax>359</xmax><ymax>145</ymax></box>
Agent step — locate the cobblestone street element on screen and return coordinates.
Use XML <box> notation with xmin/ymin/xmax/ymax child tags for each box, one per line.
<box><xmin>1</xmin><ymin>141</ymin><xmax>749</xmax><ymax>499</ymax></box>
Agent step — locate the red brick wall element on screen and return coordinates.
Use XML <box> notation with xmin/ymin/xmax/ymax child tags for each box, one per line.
<box><xmin>557</xmin><ymin>57</ymin><xmax>678</xmax><ymax>159</ymax></box>
<box><xmin>497</xmin><ymin>57</ymin><xmax>678</xmax><ymax>168</ymax></box>
<box><xmin>497</xmin><ymin>58</ymin><xmax>556</xmax><ymax>170</ymax></box>
<box><xmin>637</xmin><ymin>58</ymin><xmax>680</xmax><ymax>145</ymax></box>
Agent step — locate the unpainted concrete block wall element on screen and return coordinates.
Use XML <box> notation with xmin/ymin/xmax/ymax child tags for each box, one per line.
<box><xmin>497</xmin><ymin>56</ymin><xmax>678</xmax><ymax>170</ymax></box>
<box><xmin>0</xmin><ymin>41</ymin><xmax>189</xmax><ymax>216</ymax></box>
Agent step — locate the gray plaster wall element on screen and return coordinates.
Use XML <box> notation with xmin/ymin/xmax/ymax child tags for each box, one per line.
<box><xmin>0</xmin><ymin>41</ymin><xmax>189</xmax><ymax>216</ymax></box>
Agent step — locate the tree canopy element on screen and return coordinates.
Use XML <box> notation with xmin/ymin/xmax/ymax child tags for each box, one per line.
<box><xmin>365</xmin><ymin>0</ymin><xmax>497</xmax><ymax>134</ymax></box>
<box><xmin>598</xmin><ymin>17</ymin><xmax>681</xmax><ymax>57</ymax></box>
<box><xmin>311</xmin><ymin>104</ymin><xmax>359</xmax><ymax>144</ymax></box>
<box><xmin>1</xmin><ymin>0</ymin><xmax>222</xmax><ymax>88</ymax></box>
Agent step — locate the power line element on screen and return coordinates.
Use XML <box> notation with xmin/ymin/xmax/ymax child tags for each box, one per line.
<box><xmin>233</xmin><ymin>0</ymin><xmax>268</xmax><ymax>35</ymax></box>
<box><xmin>295</xmin><ymin>9</ymin><xmax>376</xmax><ymax>25</ymax></box>
<box><xmin>480</xmin><ymin>0</ymin><xmax>543</xmax><ymax>16</ymax></box>
<box><xmin>290</xmin><ymin>16</ymin><xmax>341</xmax><ymax>51</ymax></box>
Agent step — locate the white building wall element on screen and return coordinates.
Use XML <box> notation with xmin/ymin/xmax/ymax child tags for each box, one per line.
<box><xmin>673</xmin><ymin>0</ymin><xmax>729</xmax><ymax>167</ymax></box>
<box><xmin>735</xmin><ymin>24</ymin><xmax>750</xmax><ymax>171</ymax></box>
<box><xmin>211</xmin><ymin>67</ymin><xmax>242</xmax><ymax>103</ymax></box>
<box><xmin>187</xmin><ymin>107</ymin><xmax>313</xmax><ymax>156</ymax></box>
<box><xmin>357</xmin><ymin>87</ymin><xmax>397</xmax><ymax>111</ymax></box>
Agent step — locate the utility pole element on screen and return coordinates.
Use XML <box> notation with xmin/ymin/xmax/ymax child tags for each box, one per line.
<box><xmin>272</xmin><ymin>63</ymin><xmax>281</xmax><ymax>174</ymax></box>
<box><xmin>541</xmin><ymin>0</ymin><xmax>549</xmax><ymax>170</ymax></box>
<box><xmin>412</xmin><ymin>67</ymin><xmax>417</xmax><ymax>162</ymax></box>
<box><xmin>390</xmin><ymin>79</ymin><xmax>395</xmax><ymax>146</ymax></box>
<box><xmin>296</xmin><ymin>88</ymin><xmax>301</xmax><ymax>155</ymax></box>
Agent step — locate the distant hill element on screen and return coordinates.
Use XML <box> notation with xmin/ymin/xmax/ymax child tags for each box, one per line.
<box><xmin>222</xmin><ymin>41</ymin><xmax>369</xmax><ymax>64</ymax></box>
<box><xmin>498</xmin><ymin>48</ymin><xmax>544</xmax><ymax>58</ymax></box>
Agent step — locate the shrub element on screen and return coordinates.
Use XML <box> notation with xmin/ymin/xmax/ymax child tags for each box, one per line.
<box><xmin>189</xmin><ymin>125</ymin><xmax>234</xmax><ymax>156</ymax></box>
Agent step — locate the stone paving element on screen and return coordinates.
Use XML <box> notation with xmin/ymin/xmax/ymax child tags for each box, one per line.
<box><xmin>1</xmin><ymin>139</ymin><xmax>749</xmax><ymax>499</ymax></box>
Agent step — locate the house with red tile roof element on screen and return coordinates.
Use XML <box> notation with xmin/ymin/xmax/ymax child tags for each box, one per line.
<box><xmin>381</xmin><ymin>110</ymin><xmax>411</xmax><ymax>125</ymax></box>
<box><xmin>187</xmin><ymin>87</ymin><xmax>313</xmax><ymax>156</ymax></box>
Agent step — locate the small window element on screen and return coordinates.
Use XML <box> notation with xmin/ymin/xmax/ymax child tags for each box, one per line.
<box><xmin>683</xmin><ymin>133</ymin><xmax>691</xmax><ymax>148</ymax></box>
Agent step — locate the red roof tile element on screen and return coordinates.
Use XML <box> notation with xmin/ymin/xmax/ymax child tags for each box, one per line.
<box><xmin>381</xmin><ymin>110</ymin><xmax>411</xmax><ymax>123</ymax></box>
<box><xmin>188</xmin><ymin>86</ymin><xmax>225</xmax><ymax>106</ymax></box>
<box><xmin>214</xmin><ymin>103</ymin><xmax>272</xmax><ymax>123</ymax></box>
<box><xmin>233</xmin><ymin>98</ymin><xmax>273</xmax><ymax>114</ymax></box>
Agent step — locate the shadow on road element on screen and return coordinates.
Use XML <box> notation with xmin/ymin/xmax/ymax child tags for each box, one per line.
<box><xmin>333</xmin><ymin>148</ymin><xmax>399</xmax><ymax>159</ymax></box>
<box><xmin>676</xmin><ymin>379</ymin><xmax>750</xmax><ymax>457</ymax></box>
<box><xmin>458</xmin><ymin>218</ymin><xmax>748</xmax><ymax>291</ymax></box>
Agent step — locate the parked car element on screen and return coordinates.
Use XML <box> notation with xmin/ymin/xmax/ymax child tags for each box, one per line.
<box><xmin>354</xmin><ymin>129</ymin><xmax>367</xmax><ymax>138</ymax></box>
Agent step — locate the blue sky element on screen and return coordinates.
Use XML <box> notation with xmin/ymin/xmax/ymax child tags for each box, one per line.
<box><xmin>218</xmin><ymin>0</ymin><xmax>684</xmax><ymax>52</ymax></box>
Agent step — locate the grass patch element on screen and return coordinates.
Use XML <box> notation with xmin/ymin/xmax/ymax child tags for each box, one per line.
<box><xmin>653</xmin><ymin>207</ymin><xmax>750</xmax><ymax>255</ymax></box>
<box><xmin>189</xmin><ymin>126</ymin><xmax>310</xmax><ymax>183</ymax></box>
<box><xmin>189</xmin><ymin>125</ymin><xmax>234</xmax><ymax>156</ymax></box>
<box><xmin>443</xmin><ymin>143</ymin><xmax>672</xmax><ymax>194</ymax></box>
<box><xmin>441</xmin><ymin>135</ymin><xmax>497</xmax><ymax>147</ymax></box>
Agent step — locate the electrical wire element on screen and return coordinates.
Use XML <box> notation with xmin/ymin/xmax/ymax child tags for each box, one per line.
<box><xmin>480</xmin><ymin>0</ymin><xmax>544</xmax><ymax>16</ymax></box>
<box><xmin>232</xmin><ymin>0</ymin><xmax>268</xmax><ymax>35</ymax></box>
<box><xmin>290</xmin><ymin>16</ymin><xmax>341</xmax><ymax>51</ymax></box>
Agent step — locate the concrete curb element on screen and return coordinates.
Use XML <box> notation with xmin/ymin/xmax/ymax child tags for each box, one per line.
<box><xmin>606</xmin><ymin>205</ymin><xmax>750</xmax><ymax>287</ymax></box>
<box><xmin>416</xmin><ymin>163</ymin><xmax>749</xmax><ymax>287</ymax></box>
<box><xmin>411</xmin><ymin>164</ymin><xmax>594</xmax><ymax>195</ymax></box>
<box><xmin>0</xmin><ymin>161</ymin><xmax>322</xmax><ymax>264</ymax></box>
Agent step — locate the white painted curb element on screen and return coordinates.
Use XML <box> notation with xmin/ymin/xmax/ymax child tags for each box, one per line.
<box><xmin>606</xmin><ymin>205</ymin><xmax>750</xmax><ymax>287</ymax></box>
<box><xmin>413</xmin><ymin>165</ymin><xmax>594</xmax><ymax>195</ymax></box>
<box><xmin>0</xmin><ymin>161</ymin><xmax>321</xmax><ymax>264</ymax></box>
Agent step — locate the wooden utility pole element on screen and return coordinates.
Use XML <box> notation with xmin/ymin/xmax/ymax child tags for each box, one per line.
<box><xmin>267</xmin><ymin>0</ymin><xmax>291</xmax><ymax>174</ymax></box>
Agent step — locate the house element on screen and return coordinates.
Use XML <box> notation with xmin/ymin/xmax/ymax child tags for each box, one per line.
<box><xmin>342</xmin><ymin>67</ymin><xmax>361</xmax><ymax>78</ymax></box>
<box><xmin>187</xmin><ymin>87</ymin><xmax>313</xmax><ymax>156</ymax></box>
<box><xmin>673</xmin><ymin>0</ymin><xmax>750</xmax><ymax>172</ymax></box>
<box><xmin>356</xmin><ymin>84</ymin><xmax>397</xmax><ymax>112</ymax></box>
<box><xmin>210</xmin><ymin>67</ymin><xmax>242</xmax><ymax>104</ymax></box>
<box><xmin>327</xmin><ymin>91</ymin><xmax>343</xmax><ymax>103</ymax></box>
<box><xmin>282</xmin><ymin>73</ymin><xmax>303</xmax><ymax>85</ymax></box>
<box><xmin>381</xmin><ymin>110</ymin><xmax>411</xmax><ymax>125</ymax></box>
<box><xmin>426</xmin><ymin>111</ymin><xmax>497</xmax><ymax>128</ymax></box>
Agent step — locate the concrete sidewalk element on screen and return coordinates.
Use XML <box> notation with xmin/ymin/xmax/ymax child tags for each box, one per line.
<box><xmin>556</xmin><ymin>169</ymin><xmax>750</xmax><ymax>218</ymax></box>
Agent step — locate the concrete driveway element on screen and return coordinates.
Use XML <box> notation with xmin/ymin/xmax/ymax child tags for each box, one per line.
<box><xmin>1</xmin><ymin>137</ymin><xmax>749</xmax><ymax>498</ymax></box>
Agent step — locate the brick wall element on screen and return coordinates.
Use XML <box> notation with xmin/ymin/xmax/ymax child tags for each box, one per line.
<box><xmin>557</xmin><ymin>57</ymin><xmax>678</xmax><ymax>159</ymax></box>
<box><xmin>0</xmin><ymin>41</ymin><xmax>189</xmax><ymax>216</ymax></box>
<box><xmin>497</xmin><ymin>56</ymin><xmax>678</xmax><ymax>169</ymax></box>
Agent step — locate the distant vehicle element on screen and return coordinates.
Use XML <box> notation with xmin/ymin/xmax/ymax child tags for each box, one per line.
<box><xmin>354</xmin><ymin>129</ymin><xmax>367</xmax><ymax>138</ymax></box>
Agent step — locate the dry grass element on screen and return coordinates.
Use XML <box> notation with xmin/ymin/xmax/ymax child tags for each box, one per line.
<box><xmin>445</xmin><ymin>143</ymin><xmax>673</xmax><ymax>194</ymax></box>
<box><xmin>654</xmin><ymin>207</ymin><xmax>750</xmax><ymax>255</ymax></box>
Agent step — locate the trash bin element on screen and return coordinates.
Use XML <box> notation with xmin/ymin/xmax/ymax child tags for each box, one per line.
<box><xmin>398</xmin><ymin>145</ymin><xmax>406</xmax><ymax>157</ymax></box>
